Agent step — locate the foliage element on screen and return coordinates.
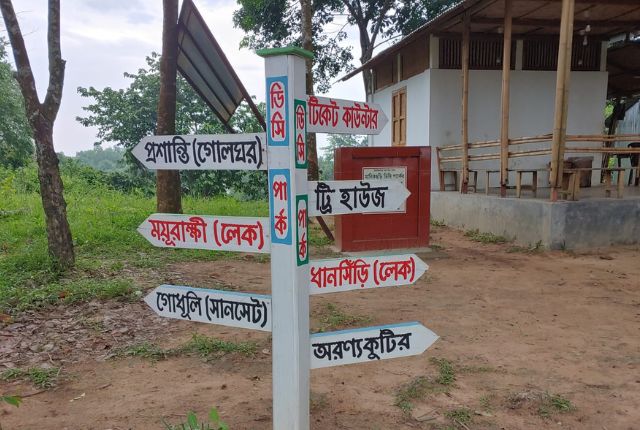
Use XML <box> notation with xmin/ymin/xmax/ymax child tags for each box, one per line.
<box><xmin>1</xmin><ymin>395</ymin><xmax>21</xmax><ymax>407</ymax></box>
<box><xmin>1</xmin><ymin>367</ymin><xmax>60</xmax><ymax>389</ymax></box>
<box><xmin>233</xmin><ymin>0</ymin><xmax>459</xmax><ymax>92</ymax></box>
<box><xmin>77</xmin><ymin>53</ymin><xmax>268</xmax><ymax>200</ymax></box>
<box><xmin>430</xmin><ymin>357</ymin><xmax>456</xmax><ymax>386</ymax></box>
<box><xmin>74</xmin><ymin>146</ymin><xmax>125</xmax><ymax>172</ymax></box>
<box><xmin>163</xmin><ymin>408</ymin><xmax>229</xmax><ymax>430</ymax></box>
<box><xmin>177</xmin><ymin>334</ymin><xmax>257</xmax><ymax>359</ymax></box>
<box><xmin>464</xmin><ymin>229</ymin><xmax>509</xmax><ymax>244</ymax></box>
<box><xmin>315</xmin><ymin>302</ymin><xmax>371</xmax><ymax>332</ymax></box>
<box><xmin>0</xmin><ymin>38</ymin><xmax>33</xmax><ymax>168</ymax></box>
<box><xmin>318</xmin><ymin>134</ymin><xmax>367</xmax><ymax>180</ymax></box>
<box><xmin>0</xmin><ymin>162</ymin><xmax>269</xmax><ymax>314</ymax></box>
<box><xmin>444</xmin><ymin>407</ymin><xmax>473</xmax><ymax>426</ymax></box>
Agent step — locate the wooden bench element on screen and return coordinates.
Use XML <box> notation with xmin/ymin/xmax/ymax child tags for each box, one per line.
<box><xmin>562</xmin><ymin>167</ymin><xmax>626</xmax><ymax>200</ymax></box>
<box><xmin>439</xmin><ymin>169</ymin><xmax>479</xmax><ymax>192</ymax></box>
<box><xmin>515</xmin><ymin>169</ymin><xmax>541</xmax><ymax>198</ymax></box>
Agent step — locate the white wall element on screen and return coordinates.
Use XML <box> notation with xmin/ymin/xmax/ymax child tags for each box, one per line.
<box><xmin>428</xmin><ymin>69</ymin><xmax>608</xmax><ymax>189</ymax></box>
<box><xmin>369</xmin><ymin>72</ymin><xmax>430</xmax><ymax>148</ymax></box>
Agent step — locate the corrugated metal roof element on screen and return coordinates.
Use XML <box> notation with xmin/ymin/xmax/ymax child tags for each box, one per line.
<box><xmin>177</xmin><ymin>0</ymin><xmax>265</xmax><ymax>131</ymax></box>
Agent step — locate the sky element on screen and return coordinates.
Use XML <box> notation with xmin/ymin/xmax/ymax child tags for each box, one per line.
<box><xmin>1</xmin><ymin>0</ymin><xmax>368</xmax><ymax>155</ymax></box>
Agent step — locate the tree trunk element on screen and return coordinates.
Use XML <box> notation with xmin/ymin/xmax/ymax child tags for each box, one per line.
<box><xmin>300</xmin><ymin>0</ymin><xmax>319</xmax><ymax>181</ymax></box>
<box><xmin>33</xmin><ymin>118</ymin><xmax>75</xmax><ymax>267</ymax></box>
<box><xmin>1</xmin><ymin>0</ymin><xmax>74</xmax><ymax>268</ymax></box>
<box><xmin>156</xmin><ymin>0</ymin><xmax>182</xmax><ymax>213</ymax></box>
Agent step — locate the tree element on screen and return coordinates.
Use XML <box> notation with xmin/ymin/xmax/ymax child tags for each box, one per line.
<box><xmin>318</xmin><ymin>134</ymin><xmax>367</xmax><ymax>180</ymax></box>
<box><xmin>156</xmin><ymin>0</ymin><xmax>181</xmax><ymax>213</ymax></box>
<box><xmin>234</xmin><ymin>0</ymin><xmax>459</xmax><ymax>94</ymax></box>
<box><xmin>0</xmin><ymin>38</ymin><xmax>33</xmax><ymax>168</ymax></box>
<box><xmin>1</xmin><ymin>0</ymin><xmax>75</xmax><ymax>268</ymax></box>
<box><xmin>77</xmin><ymin>54</ymin><xmax>268</xmax><ymax>200</ymax></box>
<box><xmin>74</xmin><ymin>146</ymin><xmax>125</xmax><ymax>172</ymax></box>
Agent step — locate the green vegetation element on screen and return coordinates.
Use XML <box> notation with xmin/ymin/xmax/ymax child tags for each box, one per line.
<box><xmin>163</xmin><ymin>408</ymin><xmax>228</xmax><ymax>430</ymax></box>
<box><xmin>538</xmin><ymin>393</ymin><xmax>574</xmax><ymax>418</ymax></box>
<box><xmin>444</xmin><ymin>407</ymin><xmax>473</xmax><ymax>427</ymax></box>
<box><xmin>1</xmin><ymin>367</ymin><xmax>60</xmax><ymax>389</ymax></box>
<box><xmin>507</xmin><ymin>240</ymin><xmax>544</xmax><ymax>253</ymax></box>
<box><xmin>318</xmin><ymin>135</ymin><xmax>367</xmax><ymax>180</ymax></box>
<box><xmin>430</xmin><ymin>357</ymin><xmax>456</xmax><ymax>386</ymax></box>
<box><xmin>0</xmin><ymin>162</ymin><xmax>269</xmax><ymax>314</ymax></box>
<box><xmin>464</xmin><ymin>229</ymin><xmax>509</xmax><ymax>244</ymax></box>
<box><xmin>113</xmin><ymin>335</ymin><xmax>257</xmax><ymax>363</ymax></box>
<box><xmin>315</xmin><ymin>302</ymin><xmax>372</xmax><ymax>332</ymax></box>
<box><xmin>177</xmin><ymin>334</ymin><xmax>257</xmax><ymax>359</ymax></box>
<box><xmin>1</xmin><ymin>395</ymin><xmax>21</xmax><ymax>407</ymax></box>
<box><xmin>430</xmin><ymin>218</ymin><xmax>446</xmax><ymax>227</ymax></box>
<box><xmin>394</xmin><ymin>376</ymin><xmax>433</xmax><ymax>413</ymax></box>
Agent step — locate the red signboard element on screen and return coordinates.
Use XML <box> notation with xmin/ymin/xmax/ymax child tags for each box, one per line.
<box><xmin>335</xmin><ymin>147</ymin><xmax>431</xmax><ymax>251</ymax></box>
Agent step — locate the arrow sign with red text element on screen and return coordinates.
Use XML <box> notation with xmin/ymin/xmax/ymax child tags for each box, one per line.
<box><xmin>144</xmin><ymin>284</ymin><xmax>271</xmax><ymax>331</ymax></box>
<box><xmin>132</xmin><ymin>133</ymin><xmax>267</xmax><ymax>170</ymax></box>
<box><xmin>309</xmin><ymin>254</ymin><xmax>428</xmax><ymax>295</ymax></box>
<box><xmin>310</xmin><ymin>322</ymin><xmax>438</xmax><ymax>369</ymax></box>
<box><xmin>308</xmin><ymin>180</ymin><xmax>410</xmax><ymax>216</ymax></box>
<box><xmin>137</xmin><ymin>214</ymin><xmax>270</xmax><ymax>253</ymax></box>
<box><xmin>306</xmin><ymin>95</ymin><xmax>388</xmax><ymax>135</ymax></box>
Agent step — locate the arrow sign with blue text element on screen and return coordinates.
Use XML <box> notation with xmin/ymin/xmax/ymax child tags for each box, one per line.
<box><xmin>306</xmin><ymin>95</ymin><xmax>388</xmax><ymax>135</ymax></box>
<box><xmin>144</xmin><ymin>284</ymin><xmax>272</xmax><ymax>331</ymax></box>
<box><xmin>308</xmin><ymin>180</ymin><xmax>410</xmax><ymax>216</ymax></box>
<box><xmin>309</xmin><ymin>254</ymin><xmax>428</xmax><ymax>295</ymax></box>
<box><xmin>310</xmin><ymin>322</ymin><xmax>438</xmax><ymax>369</ymax></box>
<box><xmin>132</xmin><ymin>133</ymin><xmax>267</xmax><ymax>170</ymax></box>
<box><xmin>137</xmin><ymin>214</ymin><xmax>270</xmax><ymax>253</ymax></box>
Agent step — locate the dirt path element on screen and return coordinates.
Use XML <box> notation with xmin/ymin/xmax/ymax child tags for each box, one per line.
<box><xmin>1</xmin><ymin>226</ymin><xmax>639</xmax><ymax>429</ymax></box>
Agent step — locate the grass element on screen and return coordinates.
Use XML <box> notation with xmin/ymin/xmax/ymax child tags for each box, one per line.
<box><xmin>177</xmin><ymin>333</ymin><xmax>257</xmax><ymax>359</ymax></box>
<box><xmin>538</xmin><ymin>393</ymin><xmax>574</xmax><ymax>418</ymax></box>
<box><xmin>118</xmin><ymin>342</ymin><xmax>169</xmax><ymax>361</ymax></box>
<box><xmin>394</xmin><ymin>376</ymin><xmax>433</xmax><ymax>413</ymax></box>
<box><xmin>430</xmin><ymin>218</ymin><xmax>446</xmax><ymax>227</ymax></box>
<box><xmin>315</xmin><ymin>302</ymin><xmax>372</xmax><ymax>332</ymax></box>
<box><xmin>445</xmin><ymin>408</ymin><xmax>473</xmax><ymax>427</ymax></box>
<box><xmin>430</xmin><ymin>357</ymin><xmax>456</xmax><ymax>386</ymax></box>
<box><xmin>464</xmin><ymin>229</ymin><xmax>509</xmax><ymax>244</ymax></box>
<box><xmin>0</xmin><ymin>168</ymin><xmax>275</xmax><ymax>314</ymax></box>
<box><xmin>1</xmin><ymin>367</ymin><xmax>60</xmax><ymax>389</ymax></box>
<box><xmin>507</xmin><ymin>240</ymin><xmax>544</xmax><ymax>253</ymax></box>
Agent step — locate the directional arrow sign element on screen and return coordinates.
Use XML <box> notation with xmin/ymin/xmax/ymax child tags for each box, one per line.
<box><xmin>306</xmin><ymin>95</ymin><xmax>388</xmax><ymax>135</ymax></box>
<box><xmin>310</xmin><ymin>322</ymin><xmax>438</xmax><ymax>369</ymax></box>
<box><xmin>132</xmin><ymin>133</ymin><xmax>267</xmax><ymax>170</ymax></box>
<box><xmin>145</xmin><ymin>284</ymin><xmax>271</xmax><ymax>331</ymax></box>
<box><xmin>308</xmin><ymin>180</ymin><xmax>410</xmax><ymax>216</ymax></box>
<box><xmin>309</xmin><ymin>254</ymin><xmax>428</xmax><ymax>295</ymax></box>
<box><xmin>138</xmin><ymin>214</ymin><xmax>270</xmax><ymax>253</ymax></box>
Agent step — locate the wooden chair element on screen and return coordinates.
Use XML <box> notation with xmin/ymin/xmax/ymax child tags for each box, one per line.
<box><xmin>515</xmin><ymin>169</ymin><xmax>539</xmax><ymax>198</ymax></box>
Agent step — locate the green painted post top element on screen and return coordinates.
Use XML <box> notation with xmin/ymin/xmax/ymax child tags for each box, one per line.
<box><xmin>256</xmin><ymin>46</ymin><xmax>314</xmax><ymax>60</ymax></box>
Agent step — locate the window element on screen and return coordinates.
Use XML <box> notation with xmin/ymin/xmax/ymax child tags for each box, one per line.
<box><xmin>392</xmin><ymin>88</ymin><xmax>407</xmax><ymax>147</ymax></box>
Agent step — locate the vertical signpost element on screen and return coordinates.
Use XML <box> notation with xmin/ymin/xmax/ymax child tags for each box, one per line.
<box><xmin>135</xmin><ymin>45</ymin><xmax>434</xmax><ymax>430</ymax></box>
<box><xmin>259</xmin><ymin>47</ymin><xmax>312</xmax><ymax>430</ymax></box>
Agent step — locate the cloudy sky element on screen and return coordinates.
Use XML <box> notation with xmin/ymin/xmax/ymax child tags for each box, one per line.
<box><xmin>2</xmin><ymin>0</ymin><xmax>367</xmax><ymax>155</ymax></box>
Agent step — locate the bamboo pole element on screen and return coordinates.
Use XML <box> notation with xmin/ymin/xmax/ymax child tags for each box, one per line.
<box><xmin>549</xmin><ymin>0</ymin><xmax>575</xmax><ymax>201</ymax></box>
<box><xmin>461</xmin><ymin>12</ymin><xmax>471</xmax><ymax>194</ymax></box>
<box><xmin>500</xmin><ymin>0</ymin><xmax>513</xmax><ymax>197</ymax></box>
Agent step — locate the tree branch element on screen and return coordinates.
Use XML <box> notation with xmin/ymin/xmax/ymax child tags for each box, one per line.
<box><xmin>369</xmin><ymin>0</ymin><xmax>393</xmax><ymax>51</ymax></box>
<box><xmin>43</xmin><ymin>0</ymin><xmax>65</xmax><ymax>122</ymax></box>
<box><xmin>0</xmin><ymin>0</ymin><xmax>41</xmax><ymax>120</ymax></box>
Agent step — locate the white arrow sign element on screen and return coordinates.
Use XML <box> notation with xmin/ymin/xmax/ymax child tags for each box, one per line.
<box><xmin>310</xmin><ymin>322</ymin><xmax>438</xmax><ymax>369</ymax></box>
<box><xmin>144</xmin><ymin>285</ymin><xmax>271</xmax><ymax>331</ymax></box>
<box><xmin>306</xmin><ymin>95</ymin><xmax>388</xmax><ymax>135</ymax></box>
<box><xmin>138</xmin><ymin>214</ymin><xmax>270</xmax><ymax>253</ymax></box>
<box><xmin>308</xmin><ymin>180</ymin><xmax>410</xmax><ymax>216</ymax></box>
<box><xmin>309</xmin><ymin>254</ymin><xmax>428</xmax><ymax>295</ymax></box>
<box><xmin>132</xmin><ymin>133</ymin><xmax>267</xmax><ymax>170</ymax></box>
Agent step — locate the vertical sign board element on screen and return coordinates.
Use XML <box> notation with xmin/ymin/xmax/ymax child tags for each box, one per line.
<box><xmin>260</xmin><ymin>47</ymin><xmax>311</xmax><ymax>430</ymax></box>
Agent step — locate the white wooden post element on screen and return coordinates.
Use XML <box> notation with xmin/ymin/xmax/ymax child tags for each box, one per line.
<box><xmin>258</xmin><ymin>47</ymin><xmax>312</xmax><ymax>430</ymax></box>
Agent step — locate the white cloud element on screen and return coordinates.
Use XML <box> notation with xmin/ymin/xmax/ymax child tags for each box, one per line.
<box><xmin>1</xmin><ymin>0</ymin><xmax>367</xmax><ymax>155</ymax></box>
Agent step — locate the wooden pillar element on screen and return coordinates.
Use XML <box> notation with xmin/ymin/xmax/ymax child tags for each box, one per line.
<box><xmin>461</xmin><ymin>12</ymin><xmax>470</xmax><ymax>194</ymax></box>
<box><xmin>499</xmin><ymin>0</ymin><xmax>513</xmax><ymax>197</ymax></box>
<box><xmin>550</xmin><ymin>0</ymin><xmax>575</xmax><ymax>201</ymax></box>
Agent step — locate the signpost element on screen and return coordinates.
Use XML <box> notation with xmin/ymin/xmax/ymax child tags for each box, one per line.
<box><xmin>306</xmin><ymin>95</ymin><xmax>388</xmax><ymax>135</ymax></box>
<box><xmin>309</xmin><ymin>254</ymin><xmax>428</xmax><ymax>295</ymax></box>
<box><xmin>145</xmin><ymin>285</ymin><xmax>271</xmax><ymax>331</ymax></box>
<box><xmin>308</xmin><ymin>180</ymin><xmax>410</xmax><ymax>216</ymax></box>
<box><xmin>137</xmin><ymin>214</ymin><xmax>270</xmax><ymax>253</ymax></box>
<box><xmin>135</xmin><ymin>46</ymin><xmax>437</xmax><ymax>430</ymax></box>
<box><xmin>132</xmin><ymin>133</ymin><xmax>267</xmax><ymax>170</ymax></box>
<box><xmin>310</xmin><ymin>322</ymin><xmax>438</xmax><ymax>369</ymax></box>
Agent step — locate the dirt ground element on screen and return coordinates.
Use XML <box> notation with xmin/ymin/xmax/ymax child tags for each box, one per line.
<box><xmin>1</xmin><ymin>225</ymin><xmax>639</xmax><ymax>430</ymax></box>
